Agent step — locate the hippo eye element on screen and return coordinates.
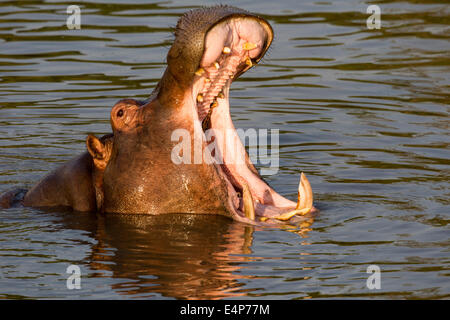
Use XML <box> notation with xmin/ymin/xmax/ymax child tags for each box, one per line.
<box><xmin>117</xmin><ymin>109</ymin><xmax>124</xmax><ymax>117</ymax></box>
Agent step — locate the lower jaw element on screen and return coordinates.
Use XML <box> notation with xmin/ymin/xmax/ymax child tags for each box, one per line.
<box><xmin>199</xmin><ymin>90</ymin><xmax>300</xmax><ymax>221</ymax></box>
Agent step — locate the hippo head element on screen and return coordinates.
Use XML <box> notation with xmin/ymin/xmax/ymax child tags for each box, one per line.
<box><xmin>87</xmin><ymin>5</ymin><xmax>314</xmax><ymax>224</ymax></box>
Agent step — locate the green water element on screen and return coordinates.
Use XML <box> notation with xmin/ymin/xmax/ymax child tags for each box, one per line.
<box><xmin>0</xmin><ymin>0</ymin><xmax>449</xmax><ymax>299</ymax></box>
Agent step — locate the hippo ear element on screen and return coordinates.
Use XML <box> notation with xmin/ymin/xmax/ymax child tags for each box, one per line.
<box><xmin>86</xmin><ymin>135</ymin><xmax>109</xmax><ymax>171</ymax></box>
<box><xmin>86</xmin><ymin>135</ymin><xmax>105</xmax><ymax>159</ymax></box>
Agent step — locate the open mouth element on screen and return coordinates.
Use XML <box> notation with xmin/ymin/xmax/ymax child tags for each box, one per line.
<box><xmin>190</xmin><ymin>17</ymin><xmax>314</xmax><ymax>222</ymax></box>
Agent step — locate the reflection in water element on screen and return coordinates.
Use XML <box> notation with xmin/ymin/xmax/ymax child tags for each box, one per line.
<box><xmin>55</xmin><ymin>213</ymin><xmax>314</xmax><ymax>299</ymax></box>
<box><xmin>94</xmin><ymin>215</ymin><xmax>252</xmax><ymax>299</ymax></box>
<box><xmin>59</xmin><ymin>213</ymin><xmax>263</xmax><ymax>299</ymax></box>
<box><xmin>88</xmin><ymin>215</ymin><xmax>315</xmax><ymax>299</ymax></box>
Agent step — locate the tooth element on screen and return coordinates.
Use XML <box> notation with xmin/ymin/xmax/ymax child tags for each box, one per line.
<box><xmin>195</xmin><ymin>68</ymin><xmax>205</xmax><ymax>76</ymax></box>
<box><xmin>243</xmin><ymin>42</ymin><xmax>257</xmax><ymax>51</ymax></box>
<box><xmin>297</xmin><ymin>172</ymin><xmax>313</xmax><ymax>213</ymax></box>
<box><xmin>275</xmin><ymin>173</ymin><xmax>313</xmax><ymax>221</ymax></box>
<box><xmin>210</xmin><ymin>100</ymin><xmax>218</xmax><ymax>109</ymax></box>
<box><xmin>196</xmin><ymin>94</ymin><xmax>204</xmax><ymax>103</ymax></box>
<box><xmin>217</xmin><ymin>92</ymin><xmax>224</xmax><ymax>99</ymax></box>
<box><xmin>214</xmin><ymin>62</ymin><xmax>220</xmax><ymax>69</ymax></box>
<box><xmin>205</xmin><ymin>78</ymin><xmax>211</xmax><ymax>82</ymax></box>
<box><xmin>245</xmin><ymin>57</ymin><xmax>253</xmax><ymax>67</ymax></box>
<box><xmin>274</xmin><ymin>210</ymin><xmax>299</xmax><ymax>221</ymax></box>
<box><xmin>222</xmin><ymin>46</ymin><xmax>231</xmax><ymax>54</ymax></box>
<box><xmin>242</xmin><ymin>183</ymin><xmax>255</xmax><ymax>221</ymax></box>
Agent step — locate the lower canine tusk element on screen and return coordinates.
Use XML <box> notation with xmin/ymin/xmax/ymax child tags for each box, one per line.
<box><xmin>242</xmin><ymin>183</ymin><xmax>255</xmax><ymax>221</ymax></box>
<box><xmin>275</xmin><ymin>172</ymin><xmax>313</xmax><ymax>221</ymax></box>
<box><xmin>297</xmin><ymin>172</ymin><xmax>313</xmax><ymax>212</ymax></box>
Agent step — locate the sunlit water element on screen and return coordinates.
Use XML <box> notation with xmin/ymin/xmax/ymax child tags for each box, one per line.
<box><xmin>0</xmin><ymin>0</ymin><xmax>448</xmax><ymax>299</ymax></box>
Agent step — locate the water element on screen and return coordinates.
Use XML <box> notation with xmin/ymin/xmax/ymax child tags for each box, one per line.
<box><xmin>0</xmin><ymin>0</ymin><xmax>449</xmax><ymax>299</ymax></box>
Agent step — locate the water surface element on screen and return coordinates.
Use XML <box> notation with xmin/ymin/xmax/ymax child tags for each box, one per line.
<box><xmin>0</xmin><ymin>0</ymin><xmax>449</xmax><ymax>299</ymax></box>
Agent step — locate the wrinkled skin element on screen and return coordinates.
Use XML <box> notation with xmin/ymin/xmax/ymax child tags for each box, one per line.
<box><xmin>0</xmin><ymin>6</ymin><xmax>315</xmax><ymax>224</ymax></box>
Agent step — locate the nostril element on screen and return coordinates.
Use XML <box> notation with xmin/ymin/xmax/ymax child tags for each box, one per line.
<box><xmin>117</xmin><ymin>109</ymin><xmax>124</xmax><ymax>118</ymax></box>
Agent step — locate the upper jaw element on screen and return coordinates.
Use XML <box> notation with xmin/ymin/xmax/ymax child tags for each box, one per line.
<box><xmin>191</xmin><ymin>15</ymin><xmax>273</xmax><ymax>126</ymax></box>
<box><xmin>167</xmin><ymin>5</ymin><xmax>273</xmax><ymax>84</ymax></box>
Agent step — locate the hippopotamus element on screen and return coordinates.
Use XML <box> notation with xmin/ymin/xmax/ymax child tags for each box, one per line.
<box><xmin>0</xmin><ymin>5</ymin><xmax>315</xmax><ymax>224</ymax></box>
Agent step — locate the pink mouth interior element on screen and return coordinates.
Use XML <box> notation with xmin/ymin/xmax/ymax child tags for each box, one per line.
<box><xmin>192</xmin><ymin>17</ymin><xmax>297</xmax><ymax>219</ymax></box>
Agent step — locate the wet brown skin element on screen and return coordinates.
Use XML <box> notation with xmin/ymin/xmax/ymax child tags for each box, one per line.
<box><xmin>1</xmin><ymin>6</ymin><xmax>314</xmax><ymax>224</ymax></box>
<box><xmin>19</xmin><ymin>134</ymin><xmax>113</xmax><ymax>211</ymax></box>
<box><xmin>102</xmin><ymin>96</ymin><xmax>239</xmax><ymax>219</ymax></box>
